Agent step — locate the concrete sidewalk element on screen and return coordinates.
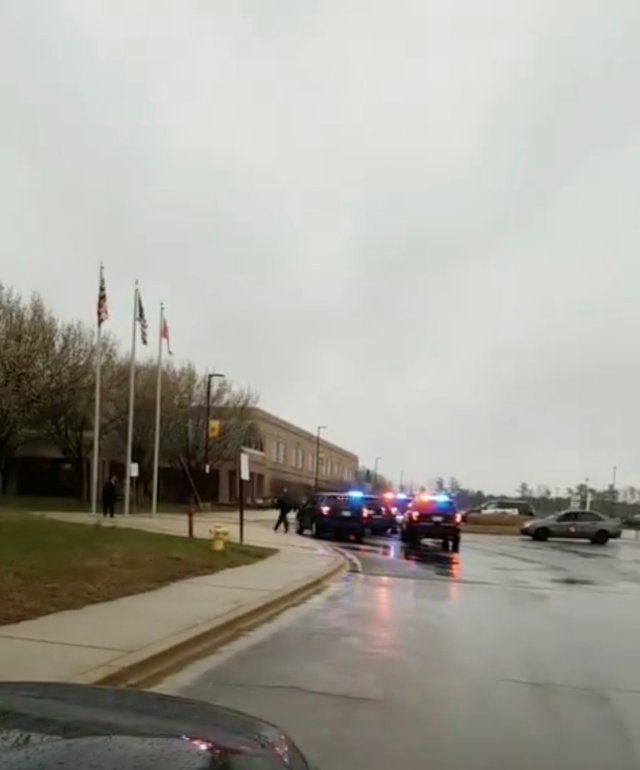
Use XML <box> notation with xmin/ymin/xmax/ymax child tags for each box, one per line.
<box><xmin>0</xmin><ymin>512</ymin><xmax>341</xmax><ymax>684</ymax></box>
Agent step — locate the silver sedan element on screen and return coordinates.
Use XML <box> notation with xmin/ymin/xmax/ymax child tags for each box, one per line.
<box><xmin>520</xmin><ymin>509</ymin><xmax>622</xmax><ymax>545</ymax></box>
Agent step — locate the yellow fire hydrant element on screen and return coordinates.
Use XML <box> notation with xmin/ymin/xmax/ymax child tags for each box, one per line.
<box><xmin>211</xmin><ymin>524</ymin><xmax>228</xmax><ymax>552</ymax></box>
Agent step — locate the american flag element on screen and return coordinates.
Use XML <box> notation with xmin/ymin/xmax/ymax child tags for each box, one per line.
<box><xmin>97</xmin><ymin>265</ymin><xmax>108</xmax><ymax>325</ymax></box>
<box><xmin>137</xmin><ymin>290</ymin><xmax>148</xmax><ymax>346</ymax></box>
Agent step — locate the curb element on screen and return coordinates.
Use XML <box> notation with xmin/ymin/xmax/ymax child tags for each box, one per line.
<box><xmin>330</xmin><ymin>546</ymin><xmax>363</xmax><ymax>574</ymax></box>
<box><xmin>72</xmin><ymin>553</ymin><xmax>345</xmax><ymax>690</ymax></box>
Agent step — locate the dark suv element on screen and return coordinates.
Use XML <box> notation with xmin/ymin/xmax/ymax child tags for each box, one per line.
<box><xmin>296</xmin><ymin>491</ymin><xmax>368</xmax><ymax>542</ymax></box>
<box><xmin>400</xmin><ymin>493</ymin><xmax>461</xmax><ymax>552</ymax></box>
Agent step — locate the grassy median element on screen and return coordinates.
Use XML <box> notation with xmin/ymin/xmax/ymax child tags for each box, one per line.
<box><xmin>0</xmin><ymin>514</ymin><xmax>274</xmax><ymax>626</ymax></box>
<box><xmin>463</xmin><ymin>513</ymin><xmax>526</xmax><ymax>535</ymax></box>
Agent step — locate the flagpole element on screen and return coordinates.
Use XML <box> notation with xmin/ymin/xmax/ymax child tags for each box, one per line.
<box><xmin>123</xmin><ymin>281</ymin><xmax>138</xmax><ymax>516</ymax></box>
<box><xmin>90</xmin><ymin>269</ymin><xmax>103</xmax><ymax>515</ymax></box>
<box><xmin>151</xmin><ymin>303</ymin><xmax>164</xmax><ymax>516</ymax></box>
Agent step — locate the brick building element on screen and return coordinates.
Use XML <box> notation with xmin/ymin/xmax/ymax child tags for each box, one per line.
<box><xmin>5</xmin><ymin>407</ymin><xmax>358</xmax><ymax>506</ymax></box>
<box><xmin>212</xmin><ymin>407</ymin><xmax>359</xmax><ymax>503</ymax></box>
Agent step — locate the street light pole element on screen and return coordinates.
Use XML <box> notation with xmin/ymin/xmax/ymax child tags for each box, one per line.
<box><xmin>204</xmin><ymin>372</ymin><xmax>225</xmax><ymax>472</ymax></box>
<box><xmin>373</xmin><ymin>456</ymin><xmax>382</xmax><ymax>490</ymax></box>
<box><xmin>314</xmin><ymin>425</ymin><xmax>327</xmax><ymax>492</ymax></box>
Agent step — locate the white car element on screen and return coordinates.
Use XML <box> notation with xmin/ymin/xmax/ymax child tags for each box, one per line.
<box><xmin>472</xmin><ymin>499</ymin><xmax>536</xmax><ymax>517</ymax></box>
<box><xmin>521</xmin><ymin>509</ymin><xmax>622</xmax><ymax>545</ymax></box>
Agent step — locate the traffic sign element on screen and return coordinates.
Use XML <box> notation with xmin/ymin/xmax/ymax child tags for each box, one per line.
<box><xmin>240</xmin><ymin>452</ymin><xmax>250</xmax><ymax>482</ymax></box>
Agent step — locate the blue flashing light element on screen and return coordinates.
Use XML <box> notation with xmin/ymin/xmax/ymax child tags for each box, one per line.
<box><xmin>434</xmin><ymin>493</ymin><xmax>450</xmax><ymax>503</ymax></box>
<box><xmin>396</xmin><ymin>492</ymin><xmax>408</xmax><ymax>500</ymax></box>
<box><xmin>347</xmin><ymin>490</ymin><xmax>364</xmax><ymax>498</ymax></box>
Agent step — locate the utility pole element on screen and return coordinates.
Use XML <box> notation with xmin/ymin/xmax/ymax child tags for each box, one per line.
<box><xmin>314</xmin><ymin>425</ymin><xmax>327</xmax><ymax>491</ymax></box>
<box><xmin>611</xmin><ymin>464</ymin><xmax>618</xmax><ymax>518</ymax></box>
<box><xmin>373</xmin><ymin>456</ymin><xmax>382</xmax><ymax>491</ymax></box>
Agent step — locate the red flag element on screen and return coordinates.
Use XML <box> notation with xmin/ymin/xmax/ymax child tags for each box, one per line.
<box><xmin>161</xmin><ymin>315</ymin><xmax>172</xmax><ymax>355</ymax></box>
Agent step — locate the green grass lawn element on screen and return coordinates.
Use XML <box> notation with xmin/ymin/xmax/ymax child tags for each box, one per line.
<box><xmin>0</xmin><ymin>514</ymin><xmax>274</xmax><ymax>626</ymax></box>
<box><xmin>463</xmin><ymin>513</ymin><xmax>526</xmax><ymax>535</ymax></box>
<box><xmin>0</xmin><ymin>495</ymin><xmax>89</xmax><ymax>512</ymax></box>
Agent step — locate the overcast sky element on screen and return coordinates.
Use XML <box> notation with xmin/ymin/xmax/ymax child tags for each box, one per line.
<box><xmin>2</xmin><ymin>1</ymin><xmax>639</xmax><ymax>493</ymax></box>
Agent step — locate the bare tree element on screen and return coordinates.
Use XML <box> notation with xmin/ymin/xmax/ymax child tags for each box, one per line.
<box><xmin>161</xmin><ymin>368</ymin><xmax>258</xmax><ymax>474</ymax></box>
<box><xmin>0</xmin><ymin>286</ymin><xmax>57</xmax><ymax>492</ymax></box>
<box><xmin>39</xmin><ymin>322</ymin><xmax>121</xmax><ymax>499</ymax></box>
<box><xmin>0</xmin><ymin>283</ymin><xmax>261</xmax><ymax>504</ymax></box>
<box><xmin>448</xmin><ymin>477</ymin><xmax>461</xmax><ymax>494</ymax></box>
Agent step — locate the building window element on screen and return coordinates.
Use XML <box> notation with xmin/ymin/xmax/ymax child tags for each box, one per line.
<box><xmin>296</xmin><ymin>447</ymin><xmax>304</xmax><ymax>470</ymax></box>
<box><xmin>275</xmin><ymin>440</ymin><xmax>286</xmax><ymax>464</ymax></box>
<box><xmin>308</xmin><ymin>452</ymin><xmax>315</xmax><ymax>473</ymax></box>
<box><xmin>271</xmin><ymin>440</ymin><xmax>278</xmax><ymax>461</ymax></box>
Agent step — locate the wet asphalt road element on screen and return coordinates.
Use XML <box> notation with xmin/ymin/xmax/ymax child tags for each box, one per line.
<box><xmin>156</xmin><ymin>533</ymin><xmax>640</xmax><ymax>769</ymax></box>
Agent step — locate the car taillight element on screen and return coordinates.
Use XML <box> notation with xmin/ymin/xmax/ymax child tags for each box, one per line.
<box><xmin>362</xmin><ymin>508</ymin><xmax>371</xmax><ymax>518</ymax></box>
<box><xmin>321</xmin><ymin>506</ymin><xmax>330</xmax><ymax>515</ymax></box>
<box><xmin>454</xmin><ymin>513</ymin><xmax>462</xmax><ymax>524</ymax></box>
<box><xmin>411</xmin><ymin>511</ymin><xmax>419</xmax><ymax>521</ymax></box>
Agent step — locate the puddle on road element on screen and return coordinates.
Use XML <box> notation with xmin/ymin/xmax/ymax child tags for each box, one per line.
<box><xmin>402</xmin><ymin>545</ymin><xmax>461</xmax><ymax>579</ymax></box>
<box><xmin>339</xmin><ymin>537</ymin><xmax>461</xmax><ymax>579</ymax></box>
<box><xmin>551</xmin><ymin>577</ymin><xmax>596</xmax><ymax>586</ymax></box>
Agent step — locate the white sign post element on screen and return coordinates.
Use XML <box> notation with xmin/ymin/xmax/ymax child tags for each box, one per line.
<box><xmin>239</xmin><ymin>452</ymin><xmax>250</xmax><ymax>543</ymax></box>
<box><xmin>129</xmin><ymin>462</ymin><xmax>139</xmax><ymax>515</ymax></box>
<box><xmin>240</xmin><ymin>452</ymin><xmax>250</xmax><ymax>482</ymax></box>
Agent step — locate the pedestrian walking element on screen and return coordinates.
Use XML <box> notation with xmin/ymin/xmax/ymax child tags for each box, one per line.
<box><xmin>102</xmin><ymin>476</ymin><xmax>118</xmax><ymax>518</ymax></box>
<box><xmin>274</xmin><ymin>488</ymin><xmax>291</xmax><ymax>533</ymax></box>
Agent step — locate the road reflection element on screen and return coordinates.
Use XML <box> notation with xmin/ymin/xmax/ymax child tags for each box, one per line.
<box><xmin>338</xmin><ymin>536</ymin><xmax>461</xmax><ymax>580</ymax></box>
<box><xmin>403</xmin><ymin>543</ymin><xmax>460</xmax><ymax>579</ymax></box>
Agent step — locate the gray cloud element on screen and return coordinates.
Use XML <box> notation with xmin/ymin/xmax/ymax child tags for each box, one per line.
<box><xmin>2</xmin><ymin>0</ymin><xmax>639</xmax><ymax>492</ymax></box>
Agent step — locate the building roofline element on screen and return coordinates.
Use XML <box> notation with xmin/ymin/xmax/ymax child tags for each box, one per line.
<box><xmin>248</xmin><ymin>407</ymin><xmax>358</xmax><ymax>461</ymax></box>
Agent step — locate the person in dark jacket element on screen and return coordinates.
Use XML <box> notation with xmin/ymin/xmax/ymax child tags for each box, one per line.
<box><xmin>102</xmin><ymin>476</ymin><xmax>118</xmax><ymax>518</ymax></box>
<box><xmin>274</xmin><ymin>488</ymin><xmax>292</xmax><ymax>533</ymax></box>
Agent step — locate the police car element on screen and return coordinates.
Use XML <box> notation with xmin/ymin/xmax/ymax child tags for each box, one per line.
<box><xmin>296</xmin><ymin>490</ymin><xmax>368</xmax><ymax>542</ymax></box>
<box><xmin>400</xmin><ymin>491</ymin><xmax>461</xmax><ymax>552</ymax></box>
<box><xmin>366</xmin><ymin>491</ymin><xmax>400</xmax><ymax>536</ymax></box>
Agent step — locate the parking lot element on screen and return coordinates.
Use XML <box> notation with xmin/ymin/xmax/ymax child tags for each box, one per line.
<box><xmin>157</xmin><ymin>532</ymin><xmax>640</xmax><ymax>769</ymax></box>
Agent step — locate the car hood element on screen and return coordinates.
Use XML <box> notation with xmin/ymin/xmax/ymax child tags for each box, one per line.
<box><xmin>0</xmin><ymin>682</ymin><xmax>312</xmax><ymax>769</ymax></box>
